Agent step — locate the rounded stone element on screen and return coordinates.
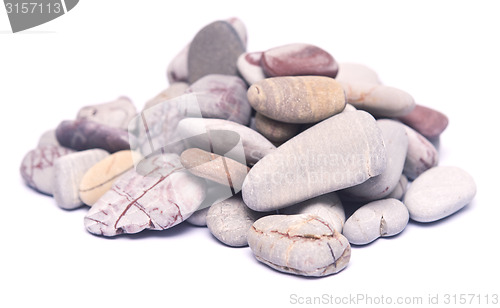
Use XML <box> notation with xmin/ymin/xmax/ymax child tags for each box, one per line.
<box><xmin>398</xmin><ymin>104</ymin><xmax>449</xmax><ymax>139</ymax></box>
<box><xmin>336</xmin><ymin>62</ymin><xmax>381</xmax><ymax>85</ymax></box>
<box><xmin>254</xmin><ymin>112</ymin><xmax>301</xmax><ymax>143</ymax></box>
<box><xmin>237</xmin><ymin>51</ymin><xmax>266</xmax><ymax>85</ymax></box>
<box><xmin>403</xmin><ymin>124</ymin><xmax>439</xmax><ymax>180</ymax></box>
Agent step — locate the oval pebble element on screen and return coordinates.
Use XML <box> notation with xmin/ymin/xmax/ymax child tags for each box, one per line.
<box><xmin>254</xmin><ymin>112</ymin><xmax>301</xmax><ymax>143</ymax></box>
<box><xmin>403</xmin><ymin>124</ymin><xmax>438</xmax><ymax>180</ymax></box>
<box><xmin>247</xmin><ymin>214</ymin><xmax>351</xmax><ymax>277</ymax></box>
<box><xmin>397</xmin><ymin>104</ymin><xmax>449</xmax><ymax>139</ymax></box>
<box><xmin>76</xmin><ymin>96</ymin><xmax>137</xmax><ymax>130</ymax></box>
<box><xmin>336</xmin><ymin>62</ymin><xmax>381</xmax><ymax>85</ymax></box>
<box><xmin>237</xmin><ymin>51</ymin><xmax>266</xmax><ymax>85</ymax></box>
<box><xmin>403</xmin><ymin>166</ymin><xmax>476</xmax><ymax>223</ymax></box>
<box><xmin>342</xmin><ymin>198</ymin><xmax>409</xmax><ymax>245</ymax></box>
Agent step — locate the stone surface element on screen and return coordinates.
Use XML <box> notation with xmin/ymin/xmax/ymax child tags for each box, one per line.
<box><xmin>340</xmin><ymin>81</ymin><xmax>415</xmax><ymax>117</ymax></box>
<box><xmin>279</xmin><ymin>192</ymin><xmax>345</xmax><ymax>233</ymax></box>
<box><xmin>20</xmin><ymin>145</ymin><xmax>75</xmax><ymax>195</ymax></box>
<box><xmin>56</xmin><ymin>119</ymin><xmax>131</xmax><ymax>153</ymax></box>
<box><xmin>167</xmin><ymin>44</ymin><xmax>189</xmax><ymax>83</ymax></box>
<box><xmin>143</xmin><ymin>83</ymin><xmax>189</xmax><ymax>110</ymax></box>
<box><xmin>206</xmin><ymin>194</ymin><xmax>262</xmax><ymax>247</ymax></box>
<box><xmin>403</xmin><ymin>166</ymin><xmax>476</xmax><ymax>223</ymax></box>
<box><xmin>84</xmin><ymin>153</ymin><xmax>206</xmax><ymax>236</ymax></box>
<box><xmin>37</xmin><ymin>129</ymin><xmax>60</xmax><ymax>147</ymax></box>
<box><xmin>336</xmin><ymin>62</ymin><xmax>381</xmax><ymax>84</ymax></box>
<box><xmin>237</xmin><ymin>52</ymin><xmax>266</xmax><ymax>85</ymax></box>
<box><xmin>77</xmin><ymin>96</ymin><xmax>137</xmax><ymax>130</ymax></box>
<box><xmin>225</xmin><ymin>17</ymin><xmax>247</xmax><ymax>48</ymax></box>
<box><xmin>53</xmin><ymin>149</ymin><xmax>109</xmax><ymax>209</ymax></box>
<box><xmin>261</xmin><ymin>43</ymin><xmax>338</xmax><ymax>78</ymax></box>
<box><xmin>242</xmin><ymin>110</ymin><xmax>387</xmax><ymax>211</ymax></box>
<box><xmin>386</xmin><ymin>174</ymin><xmax>408</xmax><ymax>200</ymax></box>
<box><xmin>254</xmin><ymin>112</ymin><xmax>301</xmax><ymax>143</ymax></box>
<box><xmin>248</xmin><ymin>214</ymin><xmax>351</xmax><ymax>277</ymax></box>
<box><xmin>186</xmin><ymin>207</ymin><xmax>210</xmax><ymax>226</ymax></box>
<box><xmin>188</xmin><ymin>20</ymin><xmax>245</xmax><ymax>84</ymax></box>
<box><xmin>403</xmin><ymin>124</ymin><xmax>438</xmax><ymax>180</ymax></box>
<box><xmin>247</xmin><ymin>76</ymin><xmax>346</xmax><ymax>124</ymax></box>
<box><xmin>343</xmin><ymin>119</ymin><xmax>408</xmax><ymax>201</ymax></box>
<box><xmin>185</xmin><ymin>74</ymin><xmax>252</xmax><ymax>125</ymax></box>
<box><xmin>79</xmin><ymin>150</ymin><xmax>142</xmax><ymax>206</ymax></box>
<box><xmin>398</xmin><ymin>104</ymin><xmax>449</xmax><ymax>139</ymax></box>
<box><xmin>342</xmin><ymin>198</ymin><xmax>409</xmax><ymax>245</ymax></box>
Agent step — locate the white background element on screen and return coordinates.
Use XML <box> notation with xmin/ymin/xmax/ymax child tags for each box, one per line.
<box><xmin>1</xmin><ymin>1</ymin><xmax>499</xmax><ymax>307</ymax></box>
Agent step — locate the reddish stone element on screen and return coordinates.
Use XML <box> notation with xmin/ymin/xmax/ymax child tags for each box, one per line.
<box><xmin>398</xmin><ymin>104</ymin><xmax>448</xmax><ymax>139</ymax></box>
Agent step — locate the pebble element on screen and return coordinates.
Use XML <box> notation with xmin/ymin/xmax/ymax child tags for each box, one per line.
<box><xmin>279</xmin><ymin>192</ymin><xmax>345</xmax><ymax>233</ymax></box>
<box><xmin>37</xmin><ymin>129</ymin><xmax>60</xmax><ymax>147</ymax></box>
<box><xmin>185</xmin><ymin>74</ymin><xmax>252</xmax><ymax>125</ymax></box>
<box><xmin>403</xmin><ymin>166</ymin><xmax>476</xmax><ymax>223</ymax></box>
<box><xmin>53</xmin><ymin>149</ymin><xmax>109</xmax><ymax>209</ymax></box>
<box><xmin>188</xmin><ymin>20</ymin><xmax>245</xmax><ymax>84</ymax></box>
<box><xmin>186</xmin><ymin>207</ymin><xmax>210</xmax><ymax>226</ymax></box>
<box><xmin>84</xmin><ymin>153</ymin><xmax>206</xmax><ymax>236</ymax></box>
<box><xmin>386</xmin><ymin>174</ymin><xmax>408</xmax><ymax>200</ymax></box>
<box><xmin>247</xmin><ymin>76</ymin><xmax>346</xmax><ymax>124</ymax></box>
<box><xmin>237</xmin><ymin>52</ymin><xmax>266</xmax><ymax>85</ymax></box>
<box><xmin>335</xmin><ymin>62</ymin><xmax>381</xmax><ymax>85</ymax></box>
<box><xmin>206</xmin><ymin>194</ymin><xmax>262</xmax><ymax>247</ymax></box>
<box><xmin>20</xmin><ymin>145</ymin><xmax>75</xmax><ymax>195</ymax></box>
<box><xmin>397</xmin><ymin>104</ymin><xmax>449</xmax><ymax>139</ymax></box>
<box><xmin>247</xmin><ymin>214</ymin><xmax>351</xmax><ymax>277</ymax></box>
<box><xmin>79</xmin><ymin>150</ymin><xmax>142</xmax><ymax>206</ymax></box>
<box><xmin>56</xmin><ymin>119</ymin><xmax>131</xmax><ymax>153</ymax></box>
<box><xmin>261</xmin><ymin>43</ymin><xmax>338</xmax><ymax>78</ymax></box>
<box><xmin>342</xmin><ymin>119</ymin><xmax>408</xmax><ymax>201</ymax></box>
<box><xmin>76</xmin><ymin>96</ymin><xmax>137</xmax><ymax>130</ymax></box>
<box><xmin>254</xmin><ymin>112</ymin><xmax>301</xmax><ymax>143</ymax></box>
<box><xmin>342</xmin><ymin>198</ymin><xmax>409</xmax><ymax>245</ymax></box>
<box><xmin>142</xmin><ymin>82</ymin><xmax>189</xmax><ymax>110</ymax></box>
<box><xmin>339</xmin><ymin>81</ymin><xmax>415</xmax><ymax>117</ymax></box>
<box><xmin>402</xmin><ymin>124</ymin><xmax>438</xmax><ymax>180</ymax></box>
<box><xmin>242</xmin><ymin>110</ymin><xmax>387</xmax><ymax>211</ymax></box>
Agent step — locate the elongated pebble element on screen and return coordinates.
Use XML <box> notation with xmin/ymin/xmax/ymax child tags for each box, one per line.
<box><xmin>254</xmin><ymin>112</ymin><xmax>301</xmax><ymax>143</ymax></box>
<box><xmin>77</xmin><ymin>96</ymin><xmax>137</xmax><ymax>130</ymax></box>
<box><xmin>237</xmin><ymin>51</ymin><xmax>266</xmax><ymax>85</ymax></box>
<box><xmin>403</xmin><ymin>166</ymin><xmax>476</xmax><ymax>222</ymax></box>
<box><xmin>403</xmin><ymin>124</ymin><xmax>438</xmax><ymax>180</ymax></box>
<box><xmin>397</xmin><ymin>104</ymin><xmax>449</xmax><ymax>139</ymax></box>
<box><xmin>248</xmin><ymin>214</ymin><xmax>351</xmax><ymax>276</ymax></box>
<box><xmin>53</xmin><ymin>149</ymin><xmax>109</xmax><ymax>209</ymax></box>
<box><xmin>336</xmin><ymin>62</ymin><xmax>381</xmax><ymax>85</ymax></box>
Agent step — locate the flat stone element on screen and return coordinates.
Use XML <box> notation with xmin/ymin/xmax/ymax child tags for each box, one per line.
<box><xmin>53</xmin><ymin>149</ymin><xmax>109</xmax><ymax>210</ymax></box>
<box><xmin>37</xmin><ymin>129</ymin><xmax>60</xmax><ymax>147</ymax></box>
<box><xmin>254</xmin><ymin>112</ymin><xmax>301</xmax><ymax>143</ymax></box>
<box><xmin>20</xmin><ymin>145</ymin><xmax>75</xmax><ymax>195</ymax></box>
<box><xmin>237</xmin><ymin>51</ymin><xmax>266</xmax><ymax>85</ymax></box>
<box><xmin>79</xmin><ymin>150</ymin><xmax>142</xmax><ymax>206</ymax></box>
<box><xmin>206</xmin><ymin>194</ymin><xmax>262</xmax><ymax>247</ymax></box>
<box><xmin>386</xmin><ymin>174</ymin><xmax>408</xmax><ymax>200</ymax></box>
<box><xmin>398</xmin><ymin>104</ymin><xmax>449</xmax><ymax>139</ymax></box>
<box><xmin>336</xmin><ymin>62</ymin><xmax>381</xmax><ymax>84</ymax></box>
<box><xmin>261</xmin><ymin>43</ymin><xmax>338</xmax><ymax>78</ymax></box>
<box><xmin>84</xmin><ymin>153</ymin><xmax>206</xmax><ymax>236</ymax></box>
<box><xmin>342</xmin><ymin>198</ymin><xmax>409</xmax><ymax>245</ymax></box>
<box><xmin>247</xmin><ymin>214</ymin><xmax>351</xmax><ymax>277</ymax></box>
<box><xmin>188</xmin><ymin>20</ymin><xmax>245</xmax><ymax>84</ymax></box>
<box><xmin>247</xmin><ymin>76</ymin><xmax>346</xmax><ymax>124</ymax></box>
<box><xmin>339</xmin><ymin>81</ymin><xmax>415</xmax><ymax>117</ymax></box>
<box><xmin>403</xmin><ymin>166</ymin><xmax>476</xmax><ymax>223</ymax></box>
<box><xmin>242</xmin><ymin>110</ymin><xmax>387</xmax><ymax>211</ymax></box>
<box><xmin>279</xmin><ymin>192</ymin><xmax>345</xmax><ymax>233</ymax></box>
<box><xmin>77</xmin><ymin>96</ymin><xmax>137</xmax><ymax>130</ymax></box>
<box><xmin>342</xmin><ymin>119</ymin><xmax>408</xmax><ymax>201</ymax></box>
<box><xmin>142</xmin><ymin>82</ymin><xmax>189</xmax><ymax>110</ymax></box>
<box><xmin>403</xmin><ymin>124</ymin><xmax>438</xmax><ymax>180</ymax></box>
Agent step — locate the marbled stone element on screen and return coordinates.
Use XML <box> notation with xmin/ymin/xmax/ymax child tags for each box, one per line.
<box><xmin>242</xmin><ymin>110</ymin><xmax>387</xmax><ymax>211</ymax></box>
<box><xmin>386</xmin><ymin>174</ymin><xmax>408</xmax><ymax>200</ymax></box>
<box><xmin>403</xmin><ymin>124</ymin><xmax>438</xmax><ymax>180</ymax></box>
<box><xmin>142</xmin><ymin>83</ymin><xmax>189</xmax><ymax>110</ymax></box>
<box><xmin>342</xmin><ymin>198</ymin><xmax>409</xmax><ymax>245</ymax></box>
<box><xmin>336</xmin><ymin>62</ymin><xmax>381</xmax><ymax>84</ymax></box>
<box><xmin>398</xmin><ymin>104</ymin><xmax>449</xmax><ymax>139</ymax></box>
<box><xmin>53</xmin><ymin>149</ymin><xmax>109</xmax><ymax>210</ymax></box>
<box><xmin>20</xmin><ymin>145</ymin><xmax>75</xmax><ymax>195</ymax></box>
<box><xmin>77</xmin><ymin>96</ymin><xmax>137</xmax><ymax>130</ymax></box>
<box><xmin>247</xmin><ymin>76</ymin><xmax>346</xmax><ymax>124</ymax></box>
<box><xmin>261</xmin><ymin>43</ymin><xmax>338</xmax><ymax>78</ymax></box>
<box><xmin>79</xmin><ymin>150</ymin><xmax>142</xmax><ymax>206</ymax></box>
<box><xmin>84</xmin><ymin>153</ymin><xmax>206</xmax><ymax>236</ymax></box>
<box><xmin>237</xmin><ymin>51</ymin><xmax>266</xmax><ymax>85</ymax></box>
<box><xmin>403</xmin><ymin>166</ymin><xmax>476</xmax><ymax>223</ymax></box>
<box><xmin>247</xmin><ymin>214</ymin><xmax>351</xmax><ymax>277</ymax></box>
<box><xmin>254</xmin><ymin>112</ymin><xmax>301</xmax><ymax>143</ymax></box>
<box><xmin>37</xmin><ymin>129</ymin><xmax>60</xmax><ymax>147</ymax></box>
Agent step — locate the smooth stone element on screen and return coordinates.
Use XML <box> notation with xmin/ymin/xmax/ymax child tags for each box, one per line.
<box><xmin>279</xmin><ymin>192</ymin><xmax>345</xmax><ymax>233</ymax></box>
<box><xmin>261</xmin><ymin>43</ymin><xmax>338</xmax><ymax>78</ymax></box>
<box><xmin>403</xmin><ymin>166</ymin><xmax>476</xmax><ymax>223</ymax></box>
<box><xmin>242</xmin><ymin>110</ymin><xmax>387</xmax><ymax>211</ymax></box>
<box><xmin>180</xmin><ymin>148</ymin><xmax>249</xmax><ymax>192</ymax></box>
<box><xmin>175</xmin><ymin>118</ymin><xmax>276</xmax><ymax>165</ymax></box>
<box><xmin>336</xmin><ymin>62</ymin><xmax>381</xmax><ymax>84</ymax></box>
<box><xmin>37</xmin><ymin>129</ymin><xmax>60</xmax><ymax>147</ymax></box>
<box><xmin>397</xmin><ymin>104</ymin><xmax>449</xmax><ymax>139</ymax></box>
<box><xmin>20</xmin><ymin>145</ymin><xmax>75</xmax><ymax>195</ymax></box>
<box><xmin>77</xmin><ymin>96</ymin><xmax>137</xmax><ymax>130</ymax></box>
<box><xmin>84</xmin><ymin>153</ymin><xmax>206</xmax><ymax>236</ymax></box>
<box><xmin>56</xmin><ymin>119</ymin><xmax>131</xmax><ymax>153</ymax></box>
<box><xmin>402</xmin><ymin>124</ymin><xmax>438</xmax><ymax>180</ymax></box>
<box><xmin>247</xmin><ymin>214</ymin><xmax>351</xmax><ymax>277</ymax></box>
<box><xmin>225</xmin><ymin>17</ymin><xmax>247</xmax><ymax>48</ymax></box>
<box><xmin>339</xmin><ymin>81</ymin><xmax>415</xmax><ymax>117</ymax></box>
<box><xmin>237</xmin><ymin>51</ymin><xmax>266</xmax><ymax>85</ymax></box>
<box><xmin>188</xmin><ymin>20</ymin><xmax>245</xmax><ymax>84</ymax></box>
<box><xmin>247</xmin><ymin>76</ymin><xmax>346</xmax><ymax>124</ymax></box>
<box><xmin>206</xmin><ymin>194</ymin><xmax>262</xmax><ymax>247</ymax></box>
<box><xmin>342</xmin><ymin>119</ymin><xmax>408</xmax><ymax>201</ymax></box>
<box><xmin>254</xmin><ymin>112</ymin><xmax>301</xmax><ymax>143</ymax></box>
<box><xmin>79</xmin><ymin>150</ymin><xmax>142</xmax><ymax>206</ymax></box>
<box><xmin>53</xmin><ymin>149</ymin><xmax>109</xmax><ymax>210</ymax></box>
<box><xmin>386</xmin><ymin>174</ymin><xmax>408</xmax><ymax>200</ymax></box>
<box><xmin>186</xmin><ymin>207</ymin><xmax>210</xmax><ymax>226</ymax></box>
<box><xmin>142</xmin><ymin>83</ymin><xmax>189</xmax><ymax>110</ymax></box>
<box><xmin>342</xmin><ymin>198</ymin><xmax>409</xmax><ymax>245</ymax></box>
<box><xmin>184</xmin><ymin>74</ymin><xmax>252</xmax><ymax>125</ymax></box>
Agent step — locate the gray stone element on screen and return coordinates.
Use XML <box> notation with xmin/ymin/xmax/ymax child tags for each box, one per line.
<box><xmin>403</xmin><ymin>124</ymin><xmax>438</xmax><ymax>180</ymax></box>
<box><xmin>77</xmin><ymin>96</ymin><xmax>137</xmax><ymax>130</ymax></box>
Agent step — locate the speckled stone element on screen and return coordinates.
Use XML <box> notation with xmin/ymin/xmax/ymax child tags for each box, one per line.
<box><xmin>76</xmin><ymin>96</ymin><xmax>137</xmax><ymax>130</ymax></box>
<box><xmin>398</xmin><ymin>104</ymin><xmax>449</xmax><ymax>139</ymax></box>
<box><xmin>403</xmin><ymin>124</ymin><xmax>438</xmax><ymax>180</ymax></box>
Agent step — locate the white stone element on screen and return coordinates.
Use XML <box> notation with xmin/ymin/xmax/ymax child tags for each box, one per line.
<box><xmin>403</xmin><ymin>124</ymin><xmax>438</xmax><ymax>180</ymax></box>
<box><xmin>336</xmin><ymin>62</ymin><xmax>381</xmax><ymax>85</ymax></box>
<box><xmin>77</xmin><ymin>96</ymin><xmax>137</xmax><ymax>130</ymax></box>
<box><xmin>386</xmin><ymin>174</ymin><xmax>408</xmax><ymax>200</ymax></box>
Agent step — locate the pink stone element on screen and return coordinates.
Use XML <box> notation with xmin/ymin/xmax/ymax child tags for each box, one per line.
<box><xmin>398</xmin><ymin>104</ymin><xmax>449</xmax><ymax>139</ymax></box>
